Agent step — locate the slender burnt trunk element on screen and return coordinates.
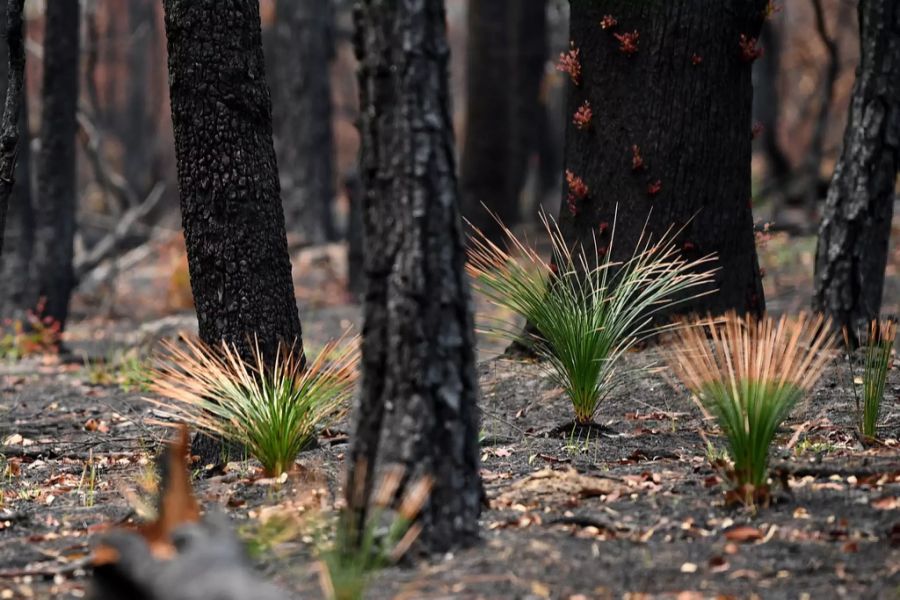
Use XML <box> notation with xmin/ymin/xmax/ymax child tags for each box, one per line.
<box><xmin>123</xmin><ymin>0</ymin><xmax>159</xmax><ymax>198</ymax></box>
<box><xmin>460</xmin><ymin>0</ymin><xmax>547</xmax><ymax>244</ymax></box>
<box><xmin>270</xmin><ymin>0</ymin><xmax>337</xmax><ymax>245</ymax></box>
<box><xmin>754</xmin><ymin>18</ymin><xmax>791</xmax><ymax>190</ymax></box>
<box><xmin>31</xmin><ymin>0</ymin><xmax>79</xmax><ymax>331</ymax></box>
<box><xmin>813</xmin><ymin>0</ymin><xmax>900</xmax><ymax>340</ymax></box>
<box><xmin>556</xmin><ymin>0</ymin><xmax>767</xmax><ymax>317</ymax></box>
<box><xmin>163</xmin><ymin>0</ymin><xmax>305</xmax><ymax>462</ymax></box>
<box><xmin>349</xmin><ymin>0</ymin><xmax>481</xmax><ymax>551</ymax></box>
<box><xmin>0</xmin><ymin>0</ymin><xmax>31</xmax><ymax>316</ymax></box>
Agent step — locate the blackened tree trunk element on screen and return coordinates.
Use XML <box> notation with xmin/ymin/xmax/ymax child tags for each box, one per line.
<box><xmin>270</xmin><ymin>0</ymin><xmax>337</xmax><ymax>245</ymax></box>
<box><xmin>31</xmin><ymin>0</ymin><xmax>79</xmax><ymax>331</ymax></box>
<box><xmin>0</xmin><ymin>0</ymin><xmax>31</xmax><ymax>316</ymax></box>
<box><xmin>163</xmin><ymin>0</ymin><xmax>303</xmax><ymax>362</ymax></box>
<box><xmin>123</xmin><ymin>0</ymin><xmax>160</xmax><ymax>199</ymax></box>
<box><xmin>813</xmin><ymin>0</ymin><xmax>900</xmax><ymax>340</ymax></box>
<box><xmin>349</xmin><ymin>0</ymin><xmax>481</xmax><ymax>551</ymax></box>
<box><xmin>460</xmin><ymin>0</ymin><xmax>547</xmax><ymax>244</ymax></box>
<box><xmin>753</xmin><ymin>17</ymin><xmax>791</xmax><ymax>193</ymax></box>
<box><xmin>557</xmin><ymin>0</ymin><xmax>767</xmax><ymax>317</ymax></box>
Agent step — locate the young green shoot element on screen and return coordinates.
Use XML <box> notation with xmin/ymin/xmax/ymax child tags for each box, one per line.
<box><xmin>149</xmin><ymin>334</ymin><xmax>358</xmax><ymax>477</ymax></box>
<box><xmin>846</xmin><ymin>319</ymin><xmax>896</xmax><ymax>441</ymax></box>
<box><xmin>319</xmin><ymin>465</ymin><xmax>432</xmax><ymax>600</ymax></box>
<box><xmin>665</xmin><ymin>312</ymin><xmax>836</xmax><ymax>507</ymax></box>
<box><xmin>468</xmin><ymin>212</ymin><xmax>718</xmax><ymax>424</ymax></box>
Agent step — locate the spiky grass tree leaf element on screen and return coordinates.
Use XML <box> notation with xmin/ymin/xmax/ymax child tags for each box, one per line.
<box><xmin>318</xmin><ymin>465</ymin><xmax>432</xmax><ymax>600</ymax></box>
<box><xmin>665</xmin><ymin>312</ymin><xmax>836</xmax><ymax>505</ymax></box>
<box><xmin>149</xmin><ymin>334</ymin><xmax>359</xmax><ymax>477</ymax></box>
<box><xmin>467</xmin><ymin>212</ymin><xmax>718</xmax><ymax>424</ymax></box>
<box><xmin>859</xmin><ymin>319</ymin><xmax>897</xmax><ymax>440</ymax></box>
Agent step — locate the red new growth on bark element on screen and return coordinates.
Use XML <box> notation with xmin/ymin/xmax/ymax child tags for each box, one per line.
<box><xmin>631</xmin><ymin>145</ymin><xmax>644</xmax><ymax>171</ymax></box>
<box><xmin>600</xmin><ymin>15</ymin><xmax>617</xmax><ymax>30</ymax></box>
<box><xmin>739</xmin><ymin>35</ymin><xmax>763</xmax><ymax>62</ymax></box>
<box><xmin>614</xmin><ymin>31</ymin><xmax>639</xmax><ymax>55</ymax></box>
<box><xmin>565</xmin><ymin>170</ymin><xmax>588</xmax><ymax>215</ymax></box>
<box><xmin>573</xmin><ymin>100</ymin><xmax>593</xmax><ymax>129</ymax></box>
<box><xmin>691</xmin><ymin>53</ymin><xmax>703</xmax><ymax>66</ymax></box>
<box><xmin>598</xmin><ymin>221</ymin><xmax>609</xmax><ymax>235</ymax></box>
<box><xmin>557</xmin><ymin>43</ymin><xmax>582</xmax><ymax>85</ymax></box>
<box><xmin>683</xmin><ymin>240</ymin><xmax>696</xmax><ymax>253</ymax></box>
<box><xmin>751</xmin><ymin>122</ymin><xmax>764</xmax><ymax>140</ymax></box>
<box><xmin>647</xmin><ymin>180</ymin><xmax>662</xmax><ymax>196</ymax></box>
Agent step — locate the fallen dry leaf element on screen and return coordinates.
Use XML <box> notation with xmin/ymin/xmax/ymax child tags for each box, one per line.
<box><xmin>872</xmin><ymin>496</ymin><xmax>899</xmax><ymax>510</ymax></box>
<box><xmin>724</xmin><ymin>525</ymin><xmax>764</xmax><ymax>543</ymax></box>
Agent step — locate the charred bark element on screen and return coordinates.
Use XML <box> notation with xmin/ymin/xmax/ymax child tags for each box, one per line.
<box><xmin>0</xmin><ymin>0</ymin><xmax>31</xmax><ymax>316</ymax></box>
<box><xmin>349</xmin><ymin>0</ymin><xmax>482</xmax><ymax>551</ymax></box>
<box><xmin>162</xmin><ymin>0</ymin><xmax>303</xmax><ymax>363</ymax></box>
<box><xmin>31</xmin><ymin>0</ymin><xmax>79</xmax><ymax>331</ymax></box>
<box><xmin>270</xmin><ymin>0</ymin><xmax>337</xmax><ymax>244</ymax></box>
<box><xmin>555</xmin><ymin>0</ymin><xmax>767</xmax><ymax>317</ymax></box>
<box><xmin>813</xmin><ymin>0</ymin><xmax>900</xmax><ymax>340</ymax></box>
<box><xmin>460</xmin><ymin>0</ymin><xmax>547</xmax><ymax>244</ymax></box>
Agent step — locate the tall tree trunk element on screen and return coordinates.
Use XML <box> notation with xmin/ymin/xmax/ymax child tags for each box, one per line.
<box><xmin>270</xmin><ymin>0</ymin><xmax>337</xmax><ymax>245</ymax></box>
<box><xmin>813</xmin><ymin>0</ymin><xmax>900</xmax><ymax>340</ymax></box>
<box><xmin>31</xmin><ymin>0</ymin><xmax>79</xmax><ymax>331</ymax></box>
<box><xmin>753</xmin><ymin>17</ymin><xmax>791</xmax><ymax>191</ymax></box>
<box><xmin>0</xmin><ymin>0</ymin><xmax>31</xmax><ymax>316</ymax></box>
<box><xmin>123</xmin><ymin>0</ymin><xmax>160</xmax><ymax>199</ymax></box>
<box><xmin>163</xmin><ymin>0</ymin><xmax>305</xmax><ymax>465</ymax></box>
<box><xmin>349</xmin><ymin>0</ymin><xmax>482</xmax><ymax>551</ymax></box>
<box><xmin>556</xmin><ymin>0</ymin><xmax>767</xmax><ymax>317</ymax></box>
<box><xmin>460</xmin><ymin>0</ymin><xmax>547</xmax><ymax>244</ymax></box>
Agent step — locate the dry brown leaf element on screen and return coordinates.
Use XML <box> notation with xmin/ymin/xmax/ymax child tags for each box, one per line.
<box><xmin>723</xmin><ymin>525</ymin><xmax>764</xmax><ymax>543</ymax></box>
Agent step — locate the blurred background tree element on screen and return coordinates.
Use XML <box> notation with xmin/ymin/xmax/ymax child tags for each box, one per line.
<box><xmin>0</xmin><ymin>0</ymin><xmax>895</xmax><ymax>343</ymax></box>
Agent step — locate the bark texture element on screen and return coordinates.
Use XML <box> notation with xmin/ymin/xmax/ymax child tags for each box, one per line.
<box><xmin>350</xmin><ymin>0</ymin><xmax>482</xmax><ymax>551</ymax></box>
<box><xmin>0</xmin><ymin>0</ymin><xmax>30</xmax><ymax>315</ymax></box>
<box><xmin>270</xmin><ymin>0</ymin><xmax>337</xmax><ymax>244</ymax></box>
<box><xmin>460</xmin><ymin>0</ymin><xmax>547</xmax><ymax>244</ymax></box>
<box><xmin>813</xmin><ymin>0</ymin><xmax>900</xmax><ymax>339</ymax></box>
<box><xmin>31</xmin><ymin>0</ymin><xmax>79</xmax><ymax>330</ymax></box>
<box><xmin>162</xmin><ymin>0</ymin><xmax>303</xmax><ymax>365</ymax></box>
<box><xmin>558</xmin><ymin>0</ymin><xmax>767</xmax><ymax>317</ymax></box>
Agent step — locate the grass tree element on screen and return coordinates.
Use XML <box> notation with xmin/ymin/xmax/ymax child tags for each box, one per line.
<box><xmin>150</xmin><ymin>336</ymin><xmax>358</xmax><ymax>477</ymax></box>
<box><xmin>847</xmin><ymin>319</ymin><xmax>897</xmax><ymax>441</ymax></box>
<box><xmin>468</xmin><ymin>214</ymin><xmax>717</xmax><ymax>425</ymax></box>
<box><xmin>665</xmin><ymin>312</ymin><xmax>836</xmax><ymax>506</ymax></box>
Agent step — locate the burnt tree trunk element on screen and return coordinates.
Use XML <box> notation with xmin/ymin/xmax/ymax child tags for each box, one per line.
<box><xmin>163</xmin><ymin>0</ymin><xmax>303</xmax><ymax>360</ymax></box>
<box><xmin>557</xmin><ymin>0</ymin><xmax>767</xmax><ymax>317</ymax></box>
<box><xmin>460</xmin><ymin>0</ymin><xmax>547</xmax><ymax>244</ymax></box>
<box><xmin>349</xmin><ymin>0</ymin><xmax>482</xmax><ymax>551</ymax></box>
<box><xmin>270</xmin><ymin>0</ymin><xmax>337</xmax><ymax>245</ymax></box>
<box><xmin>813</xmin><ymin>0</ymin><xmax>900</xmax><ymax>340</ymax></box>
<box><xmin>123</xmin><ymin>0</ymin><xmax>160</xmax><ymax>199</ymax></box>
<box><xmin>753</xmin><ymin>16</ymin><xmax>791</xmax><ymax>192</ymax></box>
<box><xmin>0</xmin><ymin>0</ymin><xmax>31</xmax><ymax>315</ymax></box>
<box><xmin>31</xmin><ymin>0</ymin><xmax>79</xmax><ymax>331</ymax></box>
<box><xmin>163</xmin><ymin>0</ymin><xmax>305</xmax><ymax>463</ymax></box>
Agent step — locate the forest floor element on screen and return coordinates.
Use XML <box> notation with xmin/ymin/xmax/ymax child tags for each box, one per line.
<box><xmin>1</xmin><ymin>230</ymin><xmax>900</xmax><ymax>599</ymax></box>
